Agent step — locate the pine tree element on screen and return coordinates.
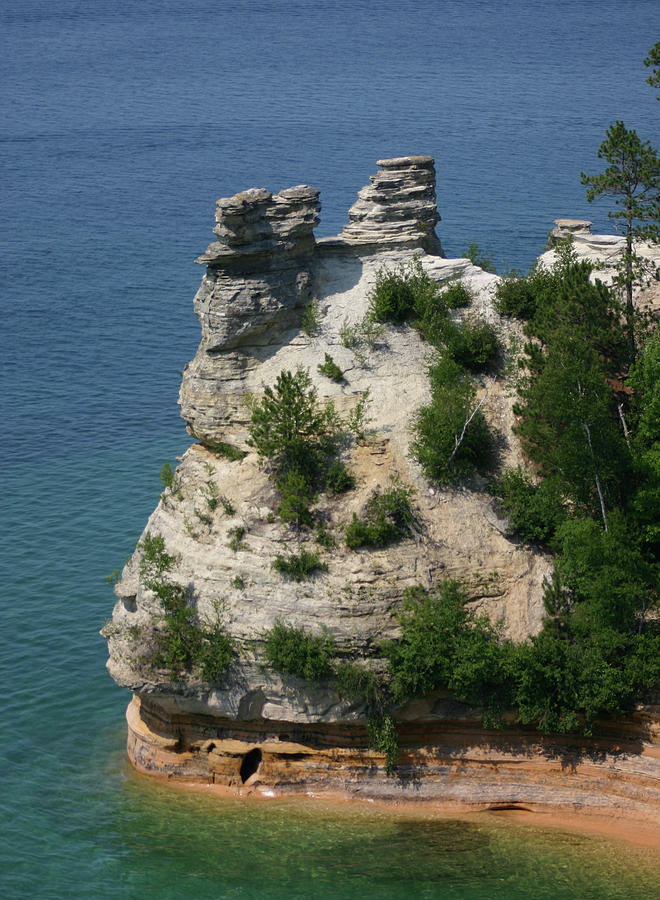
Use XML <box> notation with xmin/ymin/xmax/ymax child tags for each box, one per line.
<box><xmin>580</xmin><ymin>121</ymin><xmax>660</xmax><ymax>333</ymax></box>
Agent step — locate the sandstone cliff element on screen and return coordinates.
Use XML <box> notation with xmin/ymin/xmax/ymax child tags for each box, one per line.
<box><xmin>103</xmin><ymin>158</ymin><xmax>660</xmax><ymax>820</ymax></box>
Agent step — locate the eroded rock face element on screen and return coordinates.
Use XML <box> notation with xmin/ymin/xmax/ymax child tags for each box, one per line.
<box><xmin>179</xmin><ymin>185</ymin><xmax>321</xmax><ymax>445</ymax></box>
<box><xmin>339</xmin><ymin>156</ymin><xmax>444</xmax><ymax>254</ymax></box>
<box><xmin>107</xmin><ymin>157</ymin><xmax>551</xmax><ymax>729</ymax></box>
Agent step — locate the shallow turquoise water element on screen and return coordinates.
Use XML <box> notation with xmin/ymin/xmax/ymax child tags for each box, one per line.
<box><xmin>2</xmin><ymin>1</ymin><xmax>660</xmax><ymax>895</ymax></box>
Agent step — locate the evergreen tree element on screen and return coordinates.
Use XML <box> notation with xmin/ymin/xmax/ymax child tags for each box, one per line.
<box><xmin>580</xmin><ymin>121</ymin><xmax>660</xmax><ymax>332</ymax></box>
<box><xmin>514</xmin><ymin>262</ymin><xmax>632</xmax><ymax>530</ymax></box>
<box><xmin>644</xmin><ymin>41</ymin><xmax>660</xmax><ymax>99</ymax></box>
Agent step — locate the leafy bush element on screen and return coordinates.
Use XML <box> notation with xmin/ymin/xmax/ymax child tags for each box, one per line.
<box><xmin>315</xmin><ymin>522</ymin><xmax>335</xmax><ymax>549</ymax></box>
<box><xmin>198</xmin><ymin>624</ymin><xmax>234</xmax><ymax>683</ymax></box>
<box><xmin>492</xmin><ymin>467</ymin><xmax>566</xmax><ymax>546</ymax></box>
<box><xmin>441</xmin><ymin>280</ymin><xmax>473</xmax><ymax>308</ymax></box>
<box><xmin>219</xmin><ymin>495</ymin><xmax>235</xmax><ymax>516</ymax></box>
<box><xmin>317</xmin><ymin>353</ymin><xmax>344</xmax><ymax>383</ymax></box>
<box><xmin>138</xmin><ymin>534</ymin><xmax>232</xmax><ymax>682</ymax></box>
<box><xmin>272</xmin><ymin>549</ymin><xmax>328</xmax><ymax>581</ymax></box>
<box><xmin>325</xmin><ymin>459</ymin><xmax>355</xmax><ymax>493</ymax></box>
<box><xmin>276</xmin><ymin>470</ymin><xmax>316</xmax><ymax>528</ymax></box>
<box><xmin>366</xmin><ymin>713</ymin><xmax>399</xmax><ymax>774</ymax></box>
<box><xmin>345</xmin><ymin>479</ymin><xmax>415</xmax><ymax>550</ymax></box>
<box><xmin>139</xmin><ymin>533</ymin><xmax>177</xmax><ymax>582</ymax></box>
<box><xmin>494</xmin><ymin>276</ymin><xmax>539</xmax><ymax>319</ymax></box>
<box><xmin>384</xmin><ymin>582</ymin><xmax>511</xmax><ymax>718</ymax></box>
<box><xmin>444</xmin><ymin>317</ymin><xmax>499</xmax><ymax>371</ymax></box>
<box><xmin>369</xmin><ymin>256</ymin><xmax>439</xmax><ymax>324</ymax></box>
<box><xmin>263</xmin><ymin>621</ymin><xmax>335</xmax><ymax>680</ymax></box>
<box><xmin>410</xmin><ymin>358</ymin><xmax>493</xmax><ymax>484</ymax></box>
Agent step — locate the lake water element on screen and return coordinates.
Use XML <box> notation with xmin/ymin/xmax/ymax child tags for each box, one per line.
<box><xmin>2</xmin><ymin>1</ymin><xmax>660</xmax><ymax>896</ymax></box>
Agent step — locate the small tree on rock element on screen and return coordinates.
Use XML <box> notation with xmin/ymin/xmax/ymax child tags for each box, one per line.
<box><xmin>580</xmin><ymin>121</ymin><xmax>660</xmax><ymax>337</ymax></box>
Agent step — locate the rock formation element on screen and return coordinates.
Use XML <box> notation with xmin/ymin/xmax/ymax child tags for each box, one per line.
<box><xmin>104</xmin><ymin>158</ymin><xmax>660</xmax><ymax>823</ymax></box>
<box><xmin>339</xmin><ymin>155</ymin><xmax>444</xmax><ymax>254</ymax></box>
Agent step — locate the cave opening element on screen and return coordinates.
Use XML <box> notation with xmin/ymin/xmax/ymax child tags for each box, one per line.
<box><xmin>239</xmin><ymin>747</ymin><xmax>262</xmax><ymax>783</ymax></box>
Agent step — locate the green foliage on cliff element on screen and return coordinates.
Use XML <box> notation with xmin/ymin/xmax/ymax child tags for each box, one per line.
<box><xmin>345</xmin><ymin>479</ymin><xmax>416</xmax><ymax>550</ymax></box>
<box><xmin>263</xmin><ymin>621</ymin><xmax>335</xmax><ymax>681</ymax></box>
<box><xmin>272</xmin><ymin>548</ymin><xmax>328</xmax><ymax>581</ymax></box>
<box><xmin>384</xmin><ymin>582</ymin><xmax>511</xmax><ymax>722</ymax></box>
<box><xmin>317</xmin><ymin>353</ymin><xmax>344</xmax><ymax>383</ymax></box>
<box><xmin>247</xmin><ymin>368</ymin><xmax>341</xmax><ymax>480</ymax></box>
<box><xmin>369</xmin><ymin>256</ymin><xmax>499</xmax><ymax>372</ymax></box>
<box><xmin>491</xmin><ymin>467</ymin><xmax>566</xmax><ymax>547</ymax></box>
<box><xmin>383</xmin><ymin>579</ymin><xmax>660</xmax><ymax>736</ymax></box>
<box><xmin>138</xmin><ymin>534</ymin><xmax>233</xmax><ymax>683</ymax></box>
<box><xmin>410</xmin><ymin>358</ymin><xmax>493</xmax><ymax>484</ymax></box>
<box><xmin>247</xmin><ymin>367</ymin><xmax>354</xmax><ymax>536</ymax></box>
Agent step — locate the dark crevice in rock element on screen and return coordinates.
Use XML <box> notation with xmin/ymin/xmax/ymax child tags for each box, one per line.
<box><xmin>239</xmin><ymin>747</ymin><xmax>262</xmax><ymax>783</ymax></box>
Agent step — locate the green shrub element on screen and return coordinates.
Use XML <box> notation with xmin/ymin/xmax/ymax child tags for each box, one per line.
<box><xmin>494</xmin><ymin>276</ymin><xmax>538</xmax><ymax>319</ymax></box>
<box><xmin>198</xmin><ymin>624</ymin><xmax>234</xmax><ymax>683</ymax></box>
<box><xmin>335</xmin><ymin>662</ymin><xmax>383</xmax><ymax>707</ymax></box>
<box><xmin>272</xmin><ymin>549</ymin><xmax>328</xmax><ymax>581</ymax></box>
<box><xmin>494</xmin><ymin>263</ymin><xmax>561</xmax><ymax>321</ymax></box>
<box><xmin>317</xmin><ymin>353</ymin><xmax>344</xmax><ymax>383</ymax></box>
<box><xmin>276</xmin><ymin>469</ymin><xmax>316</xmax><ymax>528</ymax></box>
<box><xmin>444</xmin><ymin>318</ymin><xmax>500</xmax><ymax>371</ymax></box>
<box><xmin>263</xmin><ymin>621</ymin><xmax>335</xmax><ymax>680</ymax></box>
<box><xmin>410</xmin><ymin>359</ymin><xmax>493</xmax><ymax>484</ymax></box>
<box><xmin>227</xmin><ymin>525</ymin><xmax>247</xmax><ymax>551</ymax></box>
<box><xmin>325</xmin><ymin>459</ymin><xmax>355</xmax><ymax>493</ymax></box>
<box><xmin>384</xmin><ymin>582</ymin><xmax>512</xmax><ymax>717</ymax></box>
<box><xmin>369</xmin><ymin>256</ymin><xmax>439</xmax><ymax>324</ymax></box>
<box><xmin>139</xmin><ymin>533</ymin><xmax>177</xmax><ymax>583</ymax></box>
<box><xmin>231</xmin><ymin>574</ymin><xmax>246</xmax><ymax>590</ymax></box>
<box><xmin>492</xmin><ymin>468</ymin><xmax>566</xmax><ymax>546</ymax></box>
<box><xmin>301</xmin><ymin>298</ymin><xmax>320</xmax><ymax>336</ymax></box>
<box><xmin>345</xmin><ymin>479</ymin><xmax>415</xmax><ymax>550</ymax></box>
<box><xmin>315</xmin><ymin>522</ymin><xmax>335</xmax><ymax>549</ymax></box>
<box><xmin>366</xmin><ymin>713</ymin><xmax>399</xmax><ymax>774</ymax></box>
<box><xmin>204</xmin><ymin>440</ymin><xmax>247</xmax><ymax>461</ymax></box>
<box><xmin>160</xmin><ymin>461</ymin><xmax>175</xmax><ymax>489</ymax></box>
<box><xmin>219</xmin><ymin>495</ymin><xmax>235</xmax><ymax>516</ymax></box>
<box><xmin>441</xmin><ymin>281</ymin><xmax>473</xmax><ymax>308</ymax></box>
<box><xmin>247</xmin><ymin>368</ymin><xmax>341</xmax><ymax>483</ymax></box>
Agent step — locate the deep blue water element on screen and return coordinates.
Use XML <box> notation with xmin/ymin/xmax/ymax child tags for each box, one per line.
<box><xmin>2</xmin><ymin>1</ymin><xmax>660</xmax><ymax>896</ymax></box>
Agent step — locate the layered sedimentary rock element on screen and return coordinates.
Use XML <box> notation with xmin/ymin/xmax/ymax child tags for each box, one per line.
<box><xmin>179</xmin><ymin>185</ymin><xmax>320</xmax><ymax>446</ymax></box>
<box><xmin>128</xmin><ymin>694</ymin><xmax>660</xmax><ymax>823</ymax></box>
<box><xmin>105</xmin><ymin>159</ymin><xmax>660</xmax><ymax>821</ymax></box>
<box><xmin>339</xmin><ymin>156</ymin><xmax>444</xmax><ymax>254</ymax></box>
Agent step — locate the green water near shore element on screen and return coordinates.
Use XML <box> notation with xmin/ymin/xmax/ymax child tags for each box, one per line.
<box><xmin>47</xmin><ymin>754</ymin><xmax>660</xmax><ymax>899</ymax></box>
<box><xmin>104</xmin><ymin>775</ymin><xmax>660</xmax><ymax>898</ymax></box>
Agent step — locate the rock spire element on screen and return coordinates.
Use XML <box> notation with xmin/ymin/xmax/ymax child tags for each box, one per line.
<box><xmin>339</xmin><ymin>156</ymin><xmax>444</xmax><ymax>254</ymax></box>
